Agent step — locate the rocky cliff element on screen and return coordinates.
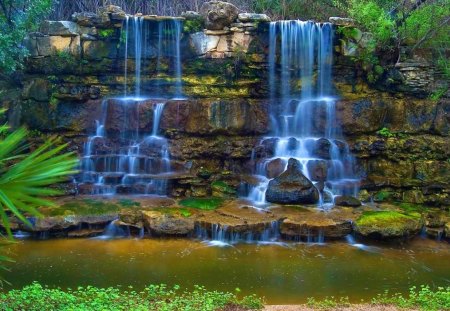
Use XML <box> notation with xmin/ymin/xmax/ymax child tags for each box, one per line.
<box><xmin>1</xmin><ymin>4</ymin><xmax>448</xmax><ymax>208</ymax></box>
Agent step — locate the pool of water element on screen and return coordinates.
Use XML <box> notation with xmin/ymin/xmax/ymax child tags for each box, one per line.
<box><xmin>4</xmin><ymin>238</ymin><xmax>450</xmax><ymax>304</ymax></box>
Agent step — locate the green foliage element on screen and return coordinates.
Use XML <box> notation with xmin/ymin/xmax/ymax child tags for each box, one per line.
<box><xmin>250</xmin><ymin>0</ymin><xmax>342</xmax><ymax>21</ymax></box>
<box><xmin>429</xmin><ymin>87</ymin><xmax>448</xmax><ymax>102</ymax></box>
<box><xmin>0</xmin><ymin>110</ymin><xmax>78</xmax><ymax>236</ymax></box>
<box><xmin>183</xmin><ymin>19</ymin><xmax>204</xmax><ymax>33</ymax></box>
<box><xmin>0</xmin><ymin>0</ymin><xmax>52</xmax><ymax>73</ymax></box>
<box><xmin>372</xmin><ymin>285</ymin><xmax>450</xmax><ymax>311</ymax></box>
<box><xmin>179</xmin><ymin>197</ymin><xmax>224</xmax><ymax>210</ymax></box>
<box><xmin>376</xmin><ymin>127</ymin><xmax>407</xmax><ymax>139</ymax></box>
<box><xmin>401</xmin><ymin>1</ymin><xmax>449</xmax><ymax>48</ymax></box>
<box><xmin>348</xmin><ymin>1</ymin><xmax>395</xmax><ymax>45</ymax></box>
<box><xmin>98</xmin><ymin>29</ymin><xmax>115</xmax><ymax>39</ymax></box>
<box><xmin>0</xmin><ymin>282</ymin><xmax>264</xmax><ymax>311</ymax></box>
<box><xmin>376</xmin><ymin>127</ymin><xmax>394</xmax><ymax>138</ymax></box>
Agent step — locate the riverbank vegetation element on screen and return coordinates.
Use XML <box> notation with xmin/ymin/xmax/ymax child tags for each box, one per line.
<box><xmin>1</xmin><ymin>283</ymin><xmax>449</xmax><ymax>311</ymax></box>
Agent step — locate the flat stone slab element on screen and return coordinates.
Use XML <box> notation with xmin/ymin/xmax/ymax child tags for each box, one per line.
<box><xmin>272</xmin><ymin>206</ymin><xmax>360</xmax><ymax>238</ymax></box>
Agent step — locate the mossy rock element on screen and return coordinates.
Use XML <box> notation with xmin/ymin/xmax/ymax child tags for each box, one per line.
<box><xmin>354</xmin><ymin>210</ymin><xmax>422</xmax><ymax>240</ymax></box>
<box><xmin>179</xmin><ymin>197</ymin><xmax>224</xmax><ymax>210</ymax></box>
<box><xmin>39</xmin><ymin>198</ymin><xmax>138</xmax><ymax>217</ymax></box>
<box><xmin>211</xmin><ymin>181</ymin><xmax>236</xmax><ymax>198</ymax></box>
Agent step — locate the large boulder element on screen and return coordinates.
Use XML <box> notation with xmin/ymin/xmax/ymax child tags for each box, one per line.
<box><xmin>334</xmin><ymin>195</ymin><xmax>361</xmax><ymax>207</ymax></box>
<box><xmin>200</xmin><ymin>1</ymin><xmax>239</xmax><ymax>30</ymax></box>
<box><xmin>266</xmin><ymin>158</ymin><xmax>319</xmax><ymax>204</ymax></box>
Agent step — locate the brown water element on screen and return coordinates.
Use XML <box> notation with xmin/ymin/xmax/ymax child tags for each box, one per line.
<box><xmin>5</xmin><ymin>238</ymin><xmax>450</xmax><ymax>304</ymax></box>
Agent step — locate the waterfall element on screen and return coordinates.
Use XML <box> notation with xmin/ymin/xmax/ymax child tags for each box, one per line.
<box><xmin>246</xmin><ymin>21</ymin><xmax>359</xmax><ymax>208</ymax></box>
<box><xmin>122</xmin><ymin>17</ymin><xmax>183</xmax><ymax>99</ymax></box>
<box><xmin>77</xmin><ymin>17</ymin><xmax>185</xmax><ymax>196</ymax></box>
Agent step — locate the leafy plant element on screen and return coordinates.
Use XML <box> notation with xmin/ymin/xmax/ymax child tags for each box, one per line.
<box><xmin>98</xmin><ymin>29</ymin><xmax>115</xmax><ymax>38</ymax></box>
<box><xmin>372</xmin><ymin>285</ymin><xmax>450</xmax><ymax>311</ymax></box>
<box><xmin>0</xmin><ymin>110</ymin><xmax>78</xmax><ymax>236</ymax></box>
<box><xmin>0</xmin><ymin>282</ymin><xmax>265</xmax><ymax>311</ymax></box>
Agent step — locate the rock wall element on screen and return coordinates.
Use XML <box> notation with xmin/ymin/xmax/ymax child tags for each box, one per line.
<box><xmin>1</xmin><ymin>4</ymin><xmax>448</xmax><ymax>207</ymax></box>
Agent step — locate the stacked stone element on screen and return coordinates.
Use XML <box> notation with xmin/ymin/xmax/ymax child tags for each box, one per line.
<box><xmin>24</xmin><ymin>5</ymin><xmax>125</xmax><ymax>59</ymax></box>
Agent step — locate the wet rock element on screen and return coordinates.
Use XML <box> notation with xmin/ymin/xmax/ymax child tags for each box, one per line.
<box><xmin>195</xmin><ymin>204</ymin><xmax>276</xmax><ymax>237</ymax></box>
<box><xmin>312</xmin><ymin>138</ymin><xmax>331</xmax><ymax>159</ymax></box>
<box><xmin>306</xmin><ymin>160</ymin><xmax>328</xmax><ymax>182</ymax></box>
<box><xmin>119</xmin><ymin>209</ymin><xmax>144</xmax><ymax>228</ymax></box>
<box><xmin>200</xmin><ymin>1</ymin><xmax>238</xmax><ymax>30</ymax></box>
<box><xmin>334</xmin><ymin>195</ymin><xmax>361</xmax><ymax>207</ymax></box>
<box><xmin>266</xmin><ymin>158</ymin><xmax>286</xmax><ymax>179</ymax></box>
<box><xmin>335</xmin><ymin>99</ymin><xmax>387</xmax><ymax>135</ymax></box>
<box><xmin>238</xmin><ymin>13</ymin><xmax>270</xmax><ymax>22</ymax></box>
<box><xmin>354</xmin><ymin>211</ymin><xmax>422</xmax><ymax>240</ymax></box>
<box><xmin>329</xmin><ymin>17</ymin><xmax>355</xmax><ymax>26</ymax></box>
<box><xmin>142</xmin><ymin>210</ymin><xmax>195</xmax><ymax>236</ymax></box>
<box><xmin>432</xmin><ymin>99</ymin><xmax>450</xmax><ymax>136</ymax></box>
<box><xmin>22</xmin><ymin>78</ymin><xmax>50</xmax><ymax>102</ymax></box>
<box><xmin>274</xmin><ymin>206</ymin><xmax>357</xmax><ymax>239</ymax></box>
<box><xmin>280</xmin><ymin>217</ymin><xmax>352</xmax><ymax>239</ymax></box>
<box><xmin>68</xmin><ymin>228</ymin><xmax>104</xmax><ymax>238</ymax></box>
<box><xmin>266</xmin><ymin>158</ymin><xmax>319</xmax><ymax>204</ymax></box>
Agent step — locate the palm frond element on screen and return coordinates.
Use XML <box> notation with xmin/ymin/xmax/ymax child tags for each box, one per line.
<box><xmin>0</xmin><ymin>127</ymin><xmax>78</xmax><ymax>237</ymax></box>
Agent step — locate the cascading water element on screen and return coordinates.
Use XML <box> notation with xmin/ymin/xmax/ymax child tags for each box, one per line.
<box><xmin>78</xmin><ymin>17</ymin><xmax>184</xmax><ymax>195</ymax></box>
<box><xmin>246</xmin><ymin>21</ymin><xmax>359</xmax><ymax>208</ymax></box>
<box><xmin>196</xmin><ymin>221</ymin><xmax>282</xmax><ymax>246</ymax></box>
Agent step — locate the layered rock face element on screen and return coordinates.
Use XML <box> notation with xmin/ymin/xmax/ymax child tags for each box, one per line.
<box><xmin>1</xmin><ymin>3</ymin><xmax>448</xmax><ymax>208</ymax></box>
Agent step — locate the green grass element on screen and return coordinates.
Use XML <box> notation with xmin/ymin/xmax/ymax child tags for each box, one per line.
<box><xmin>0</xmin><ymin>282</ymin><xmax>264</xmax><ymax>311</ymax></box>
<box><xmin>178</xmin><ymin>197</ymin><xmax>225</xmax><ymax>210</ymax></box>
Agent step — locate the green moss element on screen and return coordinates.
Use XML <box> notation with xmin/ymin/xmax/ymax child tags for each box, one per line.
<box><xmin>179</xmin><ymin>197</ymin><xmax>224</xmax><ymax>210</ymax></box>
<box><xmin>356</xmin><ymin>211</ymin><xmax>421</xmax><ymax>231</ymax></box>
<box><xmin>211</xmin><ymin>181</ymin><xmax>236</xmax><ymax>195</ymax></box>
<box><xmin>118</xmin><ymin>199</ymin><xmax>141</xmax><ymax>208</ymax></box>
<box><xmin>397</xmin><ymin>202</ymin><xmax>425</xmax><ymax>214</ymax></box>
<box><xmin>39</xmin><ymin>199</ymin><xmax>129</xmax><ymax>217</ymax></box>
<box><xmin>154</xmin><ymin>207</ymin><xmax>193</xmax><ymax>218</ymax></box>
<box><xmin>373</xmin><ymin>190</ymin><xmax>392</xmax><ymax>202</ymax></box>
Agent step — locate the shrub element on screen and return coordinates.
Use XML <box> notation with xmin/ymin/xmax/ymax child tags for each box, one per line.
<box><xmin>0</xmin><ymin>282</ymin><xmax>264</xmax><ymax>311</ymax></box>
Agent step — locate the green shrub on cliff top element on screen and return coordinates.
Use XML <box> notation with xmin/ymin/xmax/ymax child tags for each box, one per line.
<box><xmin>0</xmin><ymin>0</ymin><xmax>52</xmax><ymax>74</ymax></box>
